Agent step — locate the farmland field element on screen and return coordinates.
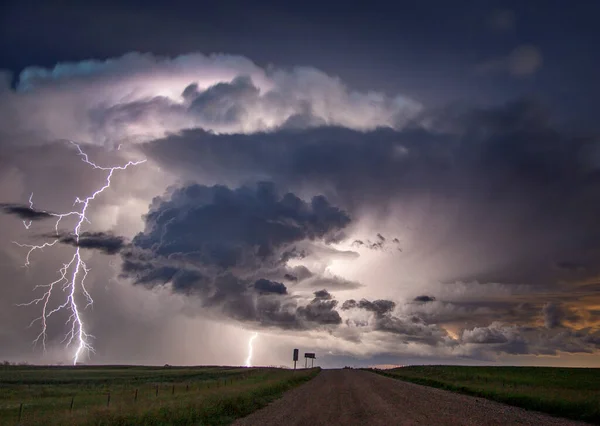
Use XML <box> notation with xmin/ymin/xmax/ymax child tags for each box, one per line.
<box><xmin>370</xmin><ymin>365</ymin><xmax>600</xmax><ymax>424</ymax></box>
<box><xmin>0</xmin><ymin>364</ymin><xmax>319</xmax><ymax>425</ymax></box>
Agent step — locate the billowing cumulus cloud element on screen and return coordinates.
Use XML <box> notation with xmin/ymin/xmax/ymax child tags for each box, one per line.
<box><xmin>1</xmin><ymin>51</ymin><xmax>600</xmax><ymax>367</ymax></box>
<box><xmin>127</xmin><ymin>181</ymin><xmax>350</xmax><ymax>271</ymax></box>
<box><xmin>296</xmin><ymin>290</ymin><xmax>342</xmax><ymax>325</ymax></box>
<box><xmin>0</xmin><ymin>52</ymin><xmax>420</xmax><ymax>148</ymax></box>
<box><xmin>462</xmin><ymin>322</ymin><xmax>513</xmax><ymax>344</ymax></box>
<box><xmin>342</xmin><ymin>299</ymin><xmax>396</xmax><ymax>317</ymax></box>
<box><xmin>116</xmin><ymin>181</ymin><xmax>351</xmax><ymax>330</ymax></box>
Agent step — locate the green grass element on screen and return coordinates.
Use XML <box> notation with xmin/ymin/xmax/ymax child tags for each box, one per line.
<box><xmin>368</xmin><ymin>365</ymin><xmax>600</xmax><ymax>424</ymax></box>
<box><xmin>0</xmin><ymin>364</ymin><xmax>320</xmax><ymax>425</ymax></box>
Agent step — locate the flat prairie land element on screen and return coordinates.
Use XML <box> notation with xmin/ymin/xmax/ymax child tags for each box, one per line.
<box><xmin>372</xmin><ymin>366</ymin><xmax>600</xmax><ymax>424</ymax></box>
<box><xmin>234</xmin><ymin>369</ymin><xmax>589</xmax><ymax>426</ymax></box>
<box><xmin>0</xmin><ymin>364</ymin><xmax>319</xmax><ymax>425</ymax></box>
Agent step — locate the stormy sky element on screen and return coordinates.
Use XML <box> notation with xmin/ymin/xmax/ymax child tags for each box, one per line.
<box><xmin>1</xmin><ymin>0</ymin><xmax>600</xmax><ymax>368</ymax></box>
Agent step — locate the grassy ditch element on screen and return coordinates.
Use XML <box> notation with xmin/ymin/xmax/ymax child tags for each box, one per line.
<box><xmin>368</xmin><ymin>365</ymin><xmax>600</xmax><ymax>424</ymax></box>
<box><xmin>0</xmin><ymin>364</ymin><xmax>320</xmax><ymax>425</ymax></box>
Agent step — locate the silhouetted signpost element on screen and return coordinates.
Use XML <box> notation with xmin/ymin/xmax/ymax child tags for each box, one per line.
<box><xmin>293</xmin><ymin>348</ymin><xmax>299</xmax><ymax>370</ymax></box>
<box><xmin>304</xmin><ymin>352</ymin><xmax>315</xmax><ymax>368</ymax></box>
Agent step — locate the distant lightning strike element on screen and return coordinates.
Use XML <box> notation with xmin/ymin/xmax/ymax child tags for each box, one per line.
<box><xmin>13</xmin><ymin>142</ymin><xmax>146</xmax><ymax>365</ymax></box>
<box><xmin>245</xmin><ymin>332</ymin><xmax>258</xmax><ymax>367</ymax></box>
<box><xmin>22</xmin><ymin>193</ymin><xmax>34</xmax><ymax>229</ymax></box>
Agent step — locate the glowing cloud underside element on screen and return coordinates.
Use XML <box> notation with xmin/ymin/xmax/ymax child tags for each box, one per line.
<box><xmin>245</xmin><ymin>332</ymin><xmax>258</xmax><ymax>367</ymax></box>
<box><xmin>13</xmin><ymin>142</ymin><xmax>146</xmax><ymax>365</ymax></box>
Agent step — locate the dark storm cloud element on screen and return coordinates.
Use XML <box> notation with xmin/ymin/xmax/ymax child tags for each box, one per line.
<box><xmin>130</xmin><ymin>181</ymin><xmax>350</xmax><ymax>270</ymax></box>
<box><xmin>0</xmin><ymin>204</ymin><xmax>54</xmax><ymax>221</ymax></box>
<box><xmin>341</xmin><ymin>299</ymin><xmax>357</xmax><ymax>310</ymax></box>
<box><xmin>543</xmin><ymin>302</ymin><xmax>563</xmax><ymax>329</ymax></box>
<box><xmin>296</xmin><ymin>290</ymin><xmax>342</xmax><ymax>325</ymax></box>
<box><xmin>461</xmin><ymin>322</ymin><xmax>600</xmax><ymax>356</ymax></box>
<box><xmin>404</xmin><ymin>298</ymin><xmax>542</xmax><ymax>330</ymax></box>
<box><xmin>56</xmin><ymin>231</ymin><xmax>127</xmax><ymax>255</ymax></box>
<box><xmin>120</xmin><ymin>252</ymin><xmax>208</xmax><ymax>294</ymax></box>
<box><xmin>141</xmin><ymin>125</ymin><xmax>445</xmax><ymax>210</ymax></box>
<box><xmin>342</xmin><ymin>297</ymin><xmax>448</xmax><ymax>345</ymax></box>
<box><xmin>178</xmin><ymin>272</ymin><xmax>301</xmax><ymax>329</ymax></box>
<box><xmin>120</xmin><ymin>182</ymin><xmax>350</xmax><ymax>329</ymax></box>
<box><xmin>543</xmin><ymin>302</ymin><xmax>581</xmax><ymax>329</ymax></box>
<box><xmin>462</xmin><ymin>323</ymin><xmax>510</xmax><ymax>344</ymax></box>
<box><xmin>220</xmin><ymin>284</ymin><xmax>345</xmax><ymax>328</ymax></box>
<box><xmin>313</xmin><ymin>289</ymin><xmax>333</xmax><ymax>300</ymax></box>
<box><xmin>141</xmin><ymin>100</ymin><xmax>600</xmax><ymax>287</ymax></box>
<box><xmin>282</xmin><ymin>265</ymin><xmax>313</xmax><ymax>282</ymax></box>
<box><xmin>214</xmin><ymin>279</ymin><xmax>344</xmax><ymax>328</ymax></box>
<box><xmin>342</xmin><ymin>299</ymin><xmax>396</xmax><ymax>317</ymax></box>
<box><xmin>254</xmin><ymin>278</ymin><xmax>287</xmax><ymax>295</ymax></box>
<box><xmin>375</xmin><ymin>315</ymin><xmax>449</xmax><ymax>345</ymax></box>
<box><xmin>362</xmin><ymin>299</ymin><xmax>396</xmax><ymax>317</ymax></box>
<box><xmin>455</xmin><ymin>299</ymin><xmax>600</xmax><ymax>356</ymax></box>
<box><xmin>414</xmin><ymin>295</ymin><xmax>436</xmax><ymax>303</ymax></box>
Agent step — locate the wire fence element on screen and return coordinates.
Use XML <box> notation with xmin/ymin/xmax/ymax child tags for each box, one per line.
<box><xmin>3</xmin><ymin>370</ymin><xmax>267</xmax><ymax>425</ymax></box>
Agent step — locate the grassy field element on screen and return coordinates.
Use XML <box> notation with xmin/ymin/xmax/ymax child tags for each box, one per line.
<box><xmin>370</xmin><ymin>365</ymin><xmax>600</xmax><ymax>424</ymax></box>
<box><xmin>0</xmin><ymin>364</ymin><xmax>319</xmax><ymax>425</ymax></box>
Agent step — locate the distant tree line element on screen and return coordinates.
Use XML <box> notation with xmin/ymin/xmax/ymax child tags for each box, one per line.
<box><xmin>2</xmin><ymin>360</ymin><xmax>32</xmax><ymax>366</ymax></box>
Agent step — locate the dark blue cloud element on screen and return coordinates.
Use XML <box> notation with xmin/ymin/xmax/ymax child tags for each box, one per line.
<box><xmin>131</xmin><ymin>181</ymin><xmax>350</xmax><ymax>272</ymax></box>
<box><xmin>120</xmin><ymin>182</ymin><xmax>351</xmax><ymax>328</ymax></box>
<box><xmin>254</xmin><ymin>278</ymin><xmax>287</xmax><ymax>295</ymax></box>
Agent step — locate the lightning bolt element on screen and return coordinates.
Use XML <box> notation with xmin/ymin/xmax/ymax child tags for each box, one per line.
<box><xmin>22</xmin><ymin>193</ymin><xmax>34</xmax><ymax>229</ymax></box>
<box><xmin>13</xmin><ymin>141</ymin><xmax>146</xmax><ymax>365</ymax></box>
<box><xmin>245</xmin><ymin>332</ymin><xmax>258</xmax><ymax>367</ymax></box>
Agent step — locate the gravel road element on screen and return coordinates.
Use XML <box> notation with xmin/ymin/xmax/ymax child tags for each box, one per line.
<box><xmin>233</xmin><ymin>369</ymin><xmax>590</xmax><ymax>426</ymax></box>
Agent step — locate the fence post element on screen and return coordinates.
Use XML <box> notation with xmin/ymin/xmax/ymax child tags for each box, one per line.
<box><xmin>70</xmin><ymin>396</ymin><xmax>75</xmax><ymax>413</ymax></box>
<box><xmin>186</xmin><ymin>384</ymin><xmax>189</xmax><ymax>392</ymax></box>
<box><xmin>156</xmin><ymin>385</ymin><xmax>159</xmax><ymax>397</ymax></box>
<box><xmin>172</xmin><ymin>384</ymin><xmax>175</xmax><ymax>395</ymax></box>
<box><xmin>18</xmin><ymin>403</ymin><xmax>23</xmax><ymax>422</ymax></box>
<box><xmin>107</xmin><ymin>392</ymin><xmax>111</xmax><ymax>408</ymax></box>
<box><xmin>134</xmin><ymin>389</ymin><xmax>138</xmax><ymax>403</ymax></box>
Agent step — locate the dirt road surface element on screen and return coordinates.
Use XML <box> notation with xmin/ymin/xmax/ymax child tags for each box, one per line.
<box><xmin>233</xmin><ymin>369</ymin><xmax>589</xmax><ymax>426</ymax></box>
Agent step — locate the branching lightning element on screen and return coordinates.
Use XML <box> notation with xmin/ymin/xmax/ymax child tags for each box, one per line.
<box><xmin>13</xmin><ymin>141</ymin><xmax>146</xmax><ymax>365</ymax></box>
<box><xmin>245</xmin><ymin>332</ymin><xmax>258</xmax><ymax>367</ymax></box>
